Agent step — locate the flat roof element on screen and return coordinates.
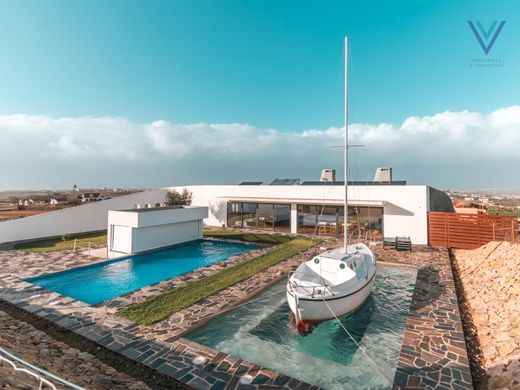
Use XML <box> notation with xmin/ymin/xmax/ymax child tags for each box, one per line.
<box><xmin>301</xmin><ymin>180</ymin><xmax>407</xmax><ymax>186</ymax></box>
<box><xmin>118</xmin><ymin>205</ymin><xmax>185</xmax><ymax>213</ymax></box>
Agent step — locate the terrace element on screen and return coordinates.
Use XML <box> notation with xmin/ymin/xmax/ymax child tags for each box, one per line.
<box><xmin>0</xmin><ymin>228</ymin><xmax>477</xmax><ymax>389</ymax></box>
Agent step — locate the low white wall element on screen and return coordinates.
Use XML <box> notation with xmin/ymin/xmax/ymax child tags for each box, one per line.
<box><xmin>106</xmin><ymin>206</ymin><xmax>208</xmax><ymax>257</ymax></box>
<box><xmin>0</xmin><ymin>189</ymin><xmax>167</xmax><ymax>244</ymax></box>
<box><xmin>132</xmin><ymin>220</ymin><xmax>201</xmax><ymax>254</ymax></box>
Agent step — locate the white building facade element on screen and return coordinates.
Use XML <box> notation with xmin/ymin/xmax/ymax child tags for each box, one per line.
<box><xmin>0</xmin><ymin>184</ymin><xmax>453</xmax><ymax>246</ymax></box>
<box><xmin>167</xmin><ymin>184</ymin><xmax>453</xmax><ymax>245</ymax></box>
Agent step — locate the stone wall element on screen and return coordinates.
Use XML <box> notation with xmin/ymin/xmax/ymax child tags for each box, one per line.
<box><xmin>453</xmin><ymin>241</ymin><xmax>520</xmax><ymax>389</ymax></box>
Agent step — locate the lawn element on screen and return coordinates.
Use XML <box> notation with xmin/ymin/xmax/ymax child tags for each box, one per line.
<box><xmin>14</xmin><ymin>231</ymin><xmax>108</xmax><ymax>252</ymax></box>
<box><xmin>12</xmin><ymin>228</ymin><xmax>290</xmax><ymax>253</ymax></box>
<box><xmin>118</xmin><ymin>233</ymin><xmax>319</xmax><ymax>325</ymax></box>
<box><xmin>488</xmin><ymin>209</ymin><xmax>520</xmax><ymax>217</ymax></box>
<box><xmin>203</xmin><ymin>229</ymin><xmax>293</xmax><ymax>245</ymax></box>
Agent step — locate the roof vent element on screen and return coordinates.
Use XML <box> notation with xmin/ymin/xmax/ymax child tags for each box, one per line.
<box><xmin>373</xmin><ymin>167</ymin><xmax>392</xmax><ymax>183</ymax></box>
<box><xmin>320</xmin><ymin>169</ymin><xmax>336</xmax><ymax>183</ymax></box>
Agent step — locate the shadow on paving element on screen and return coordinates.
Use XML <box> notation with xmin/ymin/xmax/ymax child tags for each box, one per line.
<box><xmin>409</xmin><ymin>265</ymin><xmax>445</xmax><ymax>311</ymax></box>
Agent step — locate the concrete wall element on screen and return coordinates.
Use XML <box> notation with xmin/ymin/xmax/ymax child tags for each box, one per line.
<box><xmin>106</xmin><ymin>206</ymin><xmax>208</xmax><ymax>258</ymax></box>
<box><xmin>0</xmin><ymin>189</ymin><xmax>167</xmax><ymax>244</ymax></box>
<box><xmin>167</xmin><ymin>185</ymin><xmax>430</xmax><ymax>244</ymax></box>
<box><xmin>131</xmin><ymin>220</ymin><xmax>201</xmax><ymax>254</ymax></box>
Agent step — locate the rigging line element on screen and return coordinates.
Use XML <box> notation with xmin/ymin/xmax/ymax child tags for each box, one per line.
<box><xmin>347</xmin><ymin>41</ymin><xmax>374</xmax><ymax>246</ymax></box>
<box><xmin>305</xmin><ymin>183</ymin><xmax>333</xmax><ymax>249</ymax></box>
<box><xmin>318</xmin><ymin>295</ymin><xmax>401</xmax><ymax>390</ymax></box>
<box><xmin>220</xmin><ymin>288</ymin><xmax>288</xmax><ymax>313</ymax></box>
<box><xmin>316</xmin><ymin>184</ymin><xmax>334</xmax><ymax>283</ymax></box>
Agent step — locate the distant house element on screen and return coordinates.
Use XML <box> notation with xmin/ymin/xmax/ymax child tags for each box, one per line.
<box><xmin>81</xmin><ymin>192</ymin><xmax>111</xmax><ymax>203</ymax></box>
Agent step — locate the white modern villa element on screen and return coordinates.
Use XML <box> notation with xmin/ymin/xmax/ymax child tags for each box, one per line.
<box><xmin>0</xmin><ymin>170</ymin><xmax>453</xmax><ymax>246</ymax></box>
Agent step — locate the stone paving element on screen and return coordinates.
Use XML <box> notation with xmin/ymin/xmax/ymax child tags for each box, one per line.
<box><xmin>0</xmin><ymin>238</ymin><xmax>474</xmax><ymax>390</ymax></box>
<box><xmin>0</xmin><ymin>240</ymin><xmax>322</xmax><ymax>389</ymax></box>
<box><xmin>374</xmin><ymin>246</ymin><xmax>474</xmax><ymax>390</ymax></box>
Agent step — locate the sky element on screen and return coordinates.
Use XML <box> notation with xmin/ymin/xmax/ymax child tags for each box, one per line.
<box><xmin>0</xmin><ymin>0</ymin><xmax>518</xmax><ymax>190</ymax></box>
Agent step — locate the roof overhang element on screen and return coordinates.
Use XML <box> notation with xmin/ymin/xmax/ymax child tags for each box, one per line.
<box><xmin>217</xmin><ymin>196</ymin><xmax>385</xmax><ymax>207</ymax></box>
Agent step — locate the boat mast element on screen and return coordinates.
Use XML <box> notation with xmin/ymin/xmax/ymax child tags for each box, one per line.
<box><xmin>343</xmin><ymin>36</ymin><xmax>349</xmax><ymax>253</ymax></box>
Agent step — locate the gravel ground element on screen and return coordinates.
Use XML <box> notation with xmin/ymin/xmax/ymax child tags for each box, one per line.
<box><xmin>453</xmin><ymin>241</ymin><xmax>520</xmax><ymax>390</ymax></box>
<box><xmin>0</xmin><ymin>302</ymin><xmax>184</xmax><ymax>390</ymax></box>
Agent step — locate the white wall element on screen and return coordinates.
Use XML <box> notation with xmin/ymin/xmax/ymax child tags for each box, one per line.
<box><xmin>106</xmin><ymin>206</ymin><xmax>207</xmax><ymax>257</ymax></box>
<box><xmin>167</xmin><ymin>185</ymin><xmax>429</xmax><ymax>244</ymax></box>
<box><xmin>0</xmin><ymin>189</ymin><xmax>167</xmax><ymax>244</ymax></box>
<box><xmin>132</xmin><ymin>220</ymin><xmax>201</xmax><ymax>254</ymax></box>
<box><xmin>0</xmin><ymin>184</ymin><xmax>432</xmax><ymax>245</ymax></box>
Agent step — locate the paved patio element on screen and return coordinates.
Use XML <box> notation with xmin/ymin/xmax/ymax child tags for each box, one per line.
<box><xmin>0</xmin><ymin>242</ymin><xmax>322</xmax><ymax>389</ymax></box>
<box><xmin>0</xmin><ymin>239</ymin><xmax>474</xmax><ymax>389</ymax></box>
<box><xmin>374</xmin><ymin>247</ymin><xmax>474</xmax><ymax>390</ymax></box>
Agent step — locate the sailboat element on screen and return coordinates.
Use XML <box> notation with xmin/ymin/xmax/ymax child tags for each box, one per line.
<box><xmin>286</xmin><ymin>37</ymin><xmax>377</xmax><ymax>334</ymax></box>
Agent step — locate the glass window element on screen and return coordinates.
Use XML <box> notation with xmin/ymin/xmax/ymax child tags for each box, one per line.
<box><xmin>297</xmin><ymin>205</ymin><xmax>318</xmax><ymax>234</ymax></box>
<box><xmin>257</xmin><ymin>204</ymin><xmax>274</xmax><ymax>229</ymax></box>
<box><xmin>274</xmin><ymin>204</ymin><xmax>291</xmax><ymax>232</ymax></box>
<box><xmin>227</xmin><ymin>202</ymin><xmax>242</xmax><ymax>228</ymax></box>
<box><xmin>298</xmin><ymin>204</ymin><xmax>384</xmax><ymax>238</ymax></box>
<box><xmin>242</xmin><ymin>203</ymin><xmax>258</xmax><ymax>228</ymax></box>
<box><xmin>342</xmin><ymin>206</ymin><xmax>384</xmax><ymax>240</ymax></box>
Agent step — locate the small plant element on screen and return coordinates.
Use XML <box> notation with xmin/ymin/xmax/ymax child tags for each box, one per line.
<box><xmin>164</xmin><ymin>188</ymin><xmax>193</xmax><ymax>206</ymax></box>
<box><xmin>61</xmin><ymin>233</ymin><xmax>71</xmax><ymax>242</ymax></box>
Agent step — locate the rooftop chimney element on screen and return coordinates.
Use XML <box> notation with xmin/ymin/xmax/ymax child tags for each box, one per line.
<box><xmin>373</xmin><ymin>167</ymin><xmax>392</xmax><ymax>183</ymax></box>
<box><xmin>320</xmin><ymin>169</ymin><xmax>336</xmax><ymax>182</ymax></box>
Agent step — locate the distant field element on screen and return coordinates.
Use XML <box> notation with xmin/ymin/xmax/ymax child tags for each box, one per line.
<box><xmin>488</xmin><ymin>209</ymin><xmax>520</xmax><ymax>217</ymax></box>
<box><xmin>0</xmin><ymin>209</ymin><xmax>50</xmax><ymax>222</ymax></box>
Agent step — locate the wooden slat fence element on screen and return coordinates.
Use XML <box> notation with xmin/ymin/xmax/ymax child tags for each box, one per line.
<box><xmin>428</xmin><ymin>212</ymin><xmax>518</xmax><ymax>249</ymax></box>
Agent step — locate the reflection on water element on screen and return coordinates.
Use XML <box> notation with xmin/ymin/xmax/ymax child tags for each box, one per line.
<box><xmin>187</xmin><ymin>264</ymin><xmax>417</xmax><ymax>390</ymax></box>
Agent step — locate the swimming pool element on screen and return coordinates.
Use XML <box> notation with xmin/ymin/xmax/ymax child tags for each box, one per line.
<box><xmin>187</xmin><ymin>263</ymin><xmax>417</xmax><ymax>390</ymax></box>
<box><xmin>27</xmin><ymin>239</ymin><xmax>258</xmax><ymax>305</ymax></box>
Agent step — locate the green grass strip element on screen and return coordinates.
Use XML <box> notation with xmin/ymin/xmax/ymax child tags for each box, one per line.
<box><xmin>14</xmin><ymin>231</ymin><xmax>107</xmax><ymax>253</ymax></box>
<box><xmin>203</xmin><ymin>229</ymin><xmax>293</xmax><ymax>245</ymax></box>
<box><xmin>118</xmin><ymin>237</ymin><xmax>318</xmax><ymax>325</ymax></box>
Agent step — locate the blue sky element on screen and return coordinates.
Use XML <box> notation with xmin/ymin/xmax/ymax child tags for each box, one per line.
<box><xmin>0</xmin><ymin>0</ymin><xmax>518</xmax><ymax>189</ymax></box>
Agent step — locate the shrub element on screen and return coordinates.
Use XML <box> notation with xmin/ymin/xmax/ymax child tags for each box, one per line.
<box><xmin>164</xmin><ymin>188</ymin><xmax>193</xmax><ymax>206</ymax></box>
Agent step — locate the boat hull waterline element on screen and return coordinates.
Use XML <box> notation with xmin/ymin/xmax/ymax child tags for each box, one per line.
<box><xmin>287</xmin><ymin>270</ymin><xmax>376</xmax><ymax>321</ymax></box>
<box><xmin>286</xmin><ymin>243</ymin><xmax>377</xmax><ymax>333</ymax></box>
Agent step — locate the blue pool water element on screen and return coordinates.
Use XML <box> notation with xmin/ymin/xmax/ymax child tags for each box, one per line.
<box><xmin>27</xmin><ymin>239</ymin><xmax>258</xmax><ymax>305</ymax></box>
<box><xmin>187</xmin><ymin>263</ymin><xmax>417</xmax><ymax>390</ymax></box>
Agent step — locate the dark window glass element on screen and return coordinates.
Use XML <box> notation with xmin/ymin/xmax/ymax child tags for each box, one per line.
<box><xmin>257</xmin><ymin>204</ymin><xmax>274</xmax><ymax>229</ymax></box>
<box><xmin>227</xmin><ymin>202</ymin><xmax>242</xmax><ymax>228</ymax></box>
<box><xmin>274</xmin><ymin>204</ymin><xmax>291</xmax><ymax>232</ymax></box>
<box><xmin>242</xmin><ymin>203</ymin><xmax>258</xmax><ymax>228</ymax></box>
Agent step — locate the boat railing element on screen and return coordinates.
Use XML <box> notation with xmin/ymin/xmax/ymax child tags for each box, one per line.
<box><xmin>288</xmin><ymin>281</ymin><xmax>335</xmax><ymax>298</ymax></box>
<box><xmin>0</xmin><ymin>346</ymin><xmax>84</xmax><ymax>390</ymax></box>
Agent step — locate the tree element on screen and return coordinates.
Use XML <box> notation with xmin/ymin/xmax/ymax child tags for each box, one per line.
<box><xmin>164</xmin><ymin>188</ymin><xmax>193</xmax><ymax>206</ymax></box>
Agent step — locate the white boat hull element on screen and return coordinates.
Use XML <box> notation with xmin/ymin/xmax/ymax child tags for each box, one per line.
<box><xmin>287</xmin><ymin>271</ymin><xmax>375</xmax><ymax>321</ymax></box>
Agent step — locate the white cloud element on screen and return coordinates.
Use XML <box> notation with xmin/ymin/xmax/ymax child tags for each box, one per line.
<box><xmin>0</xmin><ymin>106</ymin><xmax>518</xmax><ymax>189</ymax></box>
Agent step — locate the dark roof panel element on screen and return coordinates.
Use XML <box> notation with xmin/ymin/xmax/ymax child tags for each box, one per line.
<box><xmin>239</xmin><ymin>181</ymin><xmax>263</xmax><ymax>185</ymax></box>
<box><xmin>269</xmin><ymin>178</ymin><xmax>300</xmax><ymax>185</ymax></box>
